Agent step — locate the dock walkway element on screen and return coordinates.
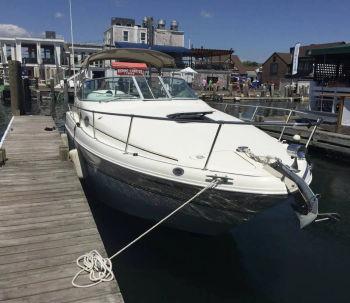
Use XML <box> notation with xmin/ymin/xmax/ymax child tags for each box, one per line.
<box><xmin>0</xmin><ymin>116</ymin><xmax>123</xmax><ymax>302</ymax></box>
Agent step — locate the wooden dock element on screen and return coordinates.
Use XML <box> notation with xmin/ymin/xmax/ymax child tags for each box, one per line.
<box><xmin>0</xmin><ymin>116</ymin><xmax>124</xmax><ymax>302</ymax></box>
<box><xmin>259</xmin><ymin>125</ymin><xmax>350</xmax><ymax>156</ymax></box>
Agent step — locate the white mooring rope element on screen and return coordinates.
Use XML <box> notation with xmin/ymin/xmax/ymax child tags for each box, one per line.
<box><xmin>72</xmin><ymin>179</ymin><xmax>220</xmax><ymax>288</ymax></box>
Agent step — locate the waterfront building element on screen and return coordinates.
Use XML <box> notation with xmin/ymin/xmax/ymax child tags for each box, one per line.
<box><xmin>230</xmin><ymin>55</ymin><xmax>247</xmax><ymax>76</ymax></box>
<box><xmin>0</xmin><ymin>33</ymin><xmax>105</xmax><ymax>84</ymax></box>
<box><xmin>104</xmin><ymin>17</ymin><xmax>184</xmax><ymax>47</ymax></box>
<box><xmin>0</xmin><ymin>17</ymin><xmax>237</xmax><ymax>89</ymax></box>
<box><xmin>289</xmin><ymin>42</ymin><xmax>345</xmax><ymax>80</ymax></box>
<box><xmin>261</xmin><ymin>52</ymin><xmax>291</xmax><ymax>87</ymax></box>
<box><xmin>308</xmin><ymin>43</ymin><xmax>350</xmax><ymax>126</ymax></box>
<box><xmin>65</xmin><ymin>43</ymin><xmax>105</xmax><ymax>78</ymax></box>
<box><xmin>0</xmin><ymin>31</ymin><xmax>65</xmax><ymax>83</ymax></box>
<box><xmin>261</xmin><ymin>42</ymin><xmax>347</xmax><ymax>92</ymax></box>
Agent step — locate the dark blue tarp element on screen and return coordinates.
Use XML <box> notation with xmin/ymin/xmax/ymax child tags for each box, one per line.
<box><xmin>115</xmin><ymin>42</ymin><xmax>192</xmax><ymax>56</ymax></box>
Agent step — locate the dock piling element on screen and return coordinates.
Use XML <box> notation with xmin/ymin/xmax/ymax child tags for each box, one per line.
<box><xmin>8</xmin><ymin>60</ymin><xmax>25</xmax><ymax>116</ymax></box>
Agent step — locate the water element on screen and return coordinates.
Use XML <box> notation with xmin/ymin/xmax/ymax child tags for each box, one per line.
<box><xmin>82</xmin><ymin>152</ymin><xmax>350</xmax><ymax>303</ymax></box>
<box><xmin>0</xmin><ymin>101</ymin><xmax>12</xmax><ymax>140</ymax></box>
<box><xmin>1</xmin><ymin>101</ymin><xmax>350</xmax><ymax>302</ymax></box>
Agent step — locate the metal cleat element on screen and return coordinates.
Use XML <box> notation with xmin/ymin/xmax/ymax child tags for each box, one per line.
<box><xmin>205</xmin><ymin>174</ymin><xmax>234</xmax><ymax>185</ymax></box>
<box><xmin>315</xmin><ymin>212</ymin><xmax>341</xmax><ymax>223</ymax></box>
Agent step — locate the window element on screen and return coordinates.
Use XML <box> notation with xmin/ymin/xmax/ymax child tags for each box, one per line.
<box><xmin>21</xmin><ymin>44</ymin><xmax>37</xmax><ymax>64</ymax></box>
<box><xmin>270</xmin><ymin>63</ymin><xmax>278</xmax><ymax>75</ymax></box>
<box><xmin>6</xmin><ymin>45</ymin><xmax>12</xmax><ymax>61</ymax></box>
<box><xmin>40</xmin><ymin>45</ymin><xmax>55</xmax><ymax>64</ymax></box>
<box><xmin>123</xmin><ymin>31</ymin><xmax>129</xmax><ymax>42</ymax></box>
<box><xmin>141</xmin><ymin>32</ymin><xmax>146</xmax><ymax>43</ymax></box>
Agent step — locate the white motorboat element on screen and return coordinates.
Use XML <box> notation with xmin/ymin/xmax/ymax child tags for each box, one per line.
<box><xmin>65</xmin><ymin>49</ymin><xmax>320</xmax><ymax>235</ymax></box>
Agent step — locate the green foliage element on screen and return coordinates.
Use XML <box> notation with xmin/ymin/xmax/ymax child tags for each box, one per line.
<box><xmin>242</xmin><ymin>61</ymin><xmax>260</xmax><ymax>68</ymax></box>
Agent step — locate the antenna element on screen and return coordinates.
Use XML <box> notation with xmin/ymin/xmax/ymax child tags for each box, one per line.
<box><xmin>69</xmin><ymin>0</ymin><xmax>77</xmax><ymax>97</ymax></box>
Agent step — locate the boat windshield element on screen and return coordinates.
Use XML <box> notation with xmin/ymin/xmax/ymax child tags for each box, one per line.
<box><xmin>81</xmin><ymin>77</ymin><xmax>141</xmax><ymax>101</ymax></box>
<box><xmin>162</xmin><ymin>77</ymin><xmax>198</xmax><ymax>99</ymax></box>
<box><xmin>80</xmin><ymin>76</ymin><xmax>172</xmax><ymax>101</ymax></box>
<box><xmin>79</xmin><ymin>76</ymin><xmax>197</xmax><ymax>101</ymax></box>
<box><xmin>135</xmin><ymin>77</ymin><xmax>170</xmax><ymax>100</ymax></box>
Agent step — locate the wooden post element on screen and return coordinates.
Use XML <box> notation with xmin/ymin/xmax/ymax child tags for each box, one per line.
<box><xmin>23</xmin><ymin>77</ymin><xmax>31</xmax><ymax>114</ymax></box>
<box><xmin>8</xmin><ymin>60</ymin><xmax>24</xmax><ymax>116</ymax></box>
<box><xmin>336</xmin><ymin>96</ymin><xmax>344</xmax><ymax>132</ymax></box>
<box><xmin>59</xmin><ymin>133</ymin><xmax>69</xmax><ymax>161</ymax></box>
<box><xmin>50</xmin><ymin>78</ymin><xmax>55</xmax><ymax>116</ymax></box>
<box><xmin>0</xmin><ymin>148</ymin><xmax>6</xmax><ymax>166</ymax></box>
<box><xmin>63</xmin><ymin>78</ymin><xmax>69</xmax><ymax>104</ymax></box>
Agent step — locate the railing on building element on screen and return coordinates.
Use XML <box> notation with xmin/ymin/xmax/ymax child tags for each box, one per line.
<box><xmin>309</xmin><ymin>85</ymin><xmax>350</xmax><ymax>114</ymax></box>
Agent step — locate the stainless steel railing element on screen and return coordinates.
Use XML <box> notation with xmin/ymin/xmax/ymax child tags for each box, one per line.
<box><xmin>68</xmin><ymin>103</ymin><xmax>322</xmax><ymax>170</ymax></box>
<box><xmin>208</xmin><ymin>101</ymin><xmax>321</xmax><ymax>142</ymax></box>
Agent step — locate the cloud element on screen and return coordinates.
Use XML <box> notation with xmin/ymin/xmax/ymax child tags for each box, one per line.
<box><xmin>115</xmin><ymin>0</ymin><xmax>126</xmax><ymax>7</ymax></box>
<box><xmin>200</xmin><ymin>10</ymin><xmax>212</xmax><ymax>18</ymax></box>
<box><xmin>0</xmin><ymin>24</ymin><xmax>30</xmax><ymax>37</ymax></box>
<box><xmin>54</xmin><ymin>12</ymin><xmax>64</xmax><ymax>18</ymax></box>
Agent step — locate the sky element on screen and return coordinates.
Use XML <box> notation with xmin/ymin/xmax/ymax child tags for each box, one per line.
<box><xmin>0</xmin><ymin>0</ymin><xmax>349</xmax><ymax>62</ymax></box>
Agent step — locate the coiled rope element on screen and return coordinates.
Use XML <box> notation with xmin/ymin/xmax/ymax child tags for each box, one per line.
<box><xmin>72</xmin><ymin>179</ymin><xmax>220</xmax><ymax>288</ymax></box>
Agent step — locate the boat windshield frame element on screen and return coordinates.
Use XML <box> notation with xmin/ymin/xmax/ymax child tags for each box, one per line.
<box><xmin>78</xmin><ymin>75</ymin><xmax>198</xmax><ymax>102</ymax></box>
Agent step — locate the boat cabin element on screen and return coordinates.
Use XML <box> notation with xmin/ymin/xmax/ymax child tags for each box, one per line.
<box><xmin>77</xmin><ymin>49</ymin><xmax>198</xmax><ymax>101</ymax></box>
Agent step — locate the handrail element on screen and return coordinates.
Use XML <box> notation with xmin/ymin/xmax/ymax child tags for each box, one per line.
<box><xmin>70</xmin><ymin>104</ymin><xmax>319</xmax><ymax>127</ymax></box>
<box><xmin>212</xmin><ymin>101</ymin><xmax>322</xmax><ymax>145</ymax></box>
<box><xmin>279</xmin><ymin>110</ymin><xmax>293</xmax><ymax>141</ymax></box>
<box><xmin>69</xmin><ymin>103</ymin><xmax>322</xmax><ymax>170</ymax></box>
<box><xmin>218</xmin><ymin>101</ymin><xmax>308</xmax><ymax>116</ymax></box>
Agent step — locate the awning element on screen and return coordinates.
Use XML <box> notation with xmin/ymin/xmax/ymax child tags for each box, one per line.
<box><xmin>111</xmin><ymin>62</ymin><xmax>147</xmax><ymax>70</ymax></box>
<box><xmin>115</xmin><ymin>42</ymin><xmax>192</xmax><ymax>56</ymax></box>
<box><xmin>310</xmin><ymin>44</ymin><xmax>350</xmax><ymax>56</ymax></box>
<box><xmin>82</xmin><ymin>48</ymin><xmax>175</xmax><ymax>68</ymax></box>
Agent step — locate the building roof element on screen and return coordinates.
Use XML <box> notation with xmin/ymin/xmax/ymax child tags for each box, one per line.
<box><xmin>230</xmin><ymin>55</ymin><xmax>247</xmax><ymax>74</ymax></box>
<box><xmin>291</xmin><ymin>42</ymin><xmax>346</xmax><ymax>57</ymax></box>
<box><xmin>276</xmin><ymin>52</ymin><xmax>292</xmax><ymax>64</ymax></box>
<box><xmin>67</xmin><ymin>43</ymin><xmax>103</xmax><ymax>49</ymax></box>
<box><xmin>263</xmin><ymin>52</ymin><xmax>291</xmax><ymax>65</ymax></box>
<box><xmin>0</xmin><ymin>36</ymin><xmax>64</xmax><ymax>43</ymax></box>
<box><xmin>115</xmin><ymin>42</ymin><xmax>192</xmax><ymax>56</ymax></box>
<box><xmin>191</xmin><ymin>48</ymin><xmax>233</xmax><ymax>58</ymax></box>
<box><xmin>310</xmin><ymin>43</ymin><xmax>350</xmax><ymax>56</ymax></box>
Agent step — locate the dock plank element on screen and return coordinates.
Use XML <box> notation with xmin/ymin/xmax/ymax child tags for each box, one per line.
<box><xmin>0</xmin><ymin>116</ymin><xmax>123</xmax><ymax>303</ymax></box>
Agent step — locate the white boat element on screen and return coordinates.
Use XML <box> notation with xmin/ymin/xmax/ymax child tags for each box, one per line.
<box><xmin>65</xmin><ymin>49</ymin><xmax>319</xmax><ymax>235</ymax></box>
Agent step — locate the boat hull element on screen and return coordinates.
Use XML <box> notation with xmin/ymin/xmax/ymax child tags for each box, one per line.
<box><xmin>68</xmin><ymin>134</ymin><xmax>296</xmax><ymax>235</ymax></box>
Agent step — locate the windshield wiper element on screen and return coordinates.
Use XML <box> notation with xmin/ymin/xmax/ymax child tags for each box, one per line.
<box><xmin>167</xmin><ymin>111</ymin><xmax>213</xmax><ymax>120</ymax></box>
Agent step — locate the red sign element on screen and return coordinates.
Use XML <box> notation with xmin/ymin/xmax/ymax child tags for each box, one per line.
<box><xmin>112</xmin><ymin>62</ymin><xmax>147</xmax><ymax>76</ymax></box>
<box><xmin>115</xmin><ymin>68</ymin><xmax>145</xmax><ymax>76</ymax></box>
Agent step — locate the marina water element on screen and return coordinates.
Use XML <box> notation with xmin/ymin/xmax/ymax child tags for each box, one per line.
<box><xmin>0</xmin><ymin>101</ymin><xmax>349</xmax><ymax>302</ymax></box>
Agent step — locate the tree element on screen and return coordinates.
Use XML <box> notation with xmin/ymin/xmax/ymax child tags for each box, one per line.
<box><xmin>242</xmin><ymin>61</ymin><xmax>260</xmax><ymax>68</ymax></box>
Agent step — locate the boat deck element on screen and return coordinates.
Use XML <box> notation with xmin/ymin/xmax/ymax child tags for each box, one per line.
<box><xmin>0</xmin><ymin>116</ymin><xmax>123</xmax><ymax>302</ymax></box>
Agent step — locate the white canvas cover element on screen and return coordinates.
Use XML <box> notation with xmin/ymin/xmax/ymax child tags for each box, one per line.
<box><xmin>180</xmin><ymin>67</ymin><xmax>198</xmax><ymax>74</ymax></box>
